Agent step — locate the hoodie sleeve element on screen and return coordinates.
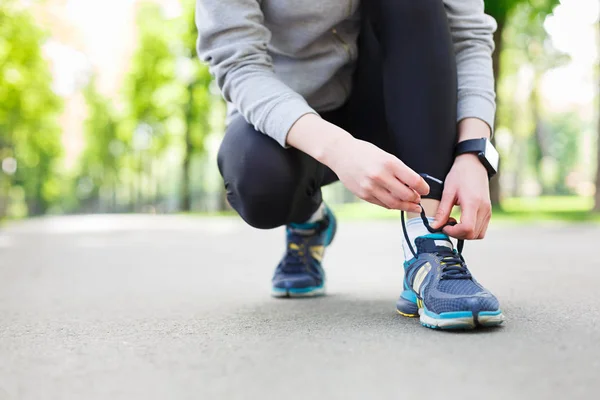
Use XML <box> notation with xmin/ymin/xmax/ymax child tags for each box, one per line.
<box><xmin>445</xmin><ymin>0</ymin><xmax>498</xmax><ymax>133</ymax></box>
<box><xmin>196</xmin><ymin>0</ymin><xmax>317</xmax><ymax>147</ymax></box>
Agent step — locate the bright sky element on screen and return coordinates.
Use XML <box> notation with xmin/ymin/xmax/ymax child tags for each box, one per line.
<box><xmin>543</xmin><ymin>0</ymin><xmax>599</xmax><ymax>111</ymax></box>
<box><xmin>43</xmin><ymin>0</ymin><xmax>598</xmax><ymax>109</ymax></box>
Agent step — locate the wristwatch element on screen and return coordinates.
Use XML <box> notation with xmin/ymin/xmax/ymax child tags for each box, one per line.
<box><xmin>454</xmin><ymin>138</ymin><xmax>499</xmax><ymax>178</ymax></box>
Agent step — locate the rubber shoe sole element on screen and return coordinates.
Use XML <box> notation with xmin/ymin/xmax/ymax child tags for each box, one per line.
<box><xmin>397</xmin><ymin>290</ymin><xmax>505</xmax><ymax>330</ymax></box>
<box><xmin>271</xmin><ymin>285</ymin><xmax>326</xmax><ymax>298</ymax></box>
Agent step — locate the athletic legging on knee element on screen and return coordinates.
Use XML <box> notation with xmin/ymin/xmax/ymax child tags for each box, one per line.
<box><xmin>217</xmin><ymin>0</ymin><xmax>458</xmax><ymax>229</ymax></box>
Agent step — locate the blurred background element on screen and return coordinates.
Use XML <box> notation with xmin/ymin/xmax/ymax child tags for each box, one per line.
<box><xmin>0</xmin><ymin>0</ymin><xmax>599</xmax><ymax>222</ymax></box>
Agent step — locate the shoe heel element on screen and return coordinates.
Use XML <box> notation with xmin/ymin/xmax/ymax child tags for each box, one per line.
<box><xmin>396</xmin><ymin>290</ymin><xmax>419</xmax><ymax>317</ymax></box>
<box><xmin>324</xmin><ymin>207</ymin><xmax>337</xmax><ymax>247</ymax></box>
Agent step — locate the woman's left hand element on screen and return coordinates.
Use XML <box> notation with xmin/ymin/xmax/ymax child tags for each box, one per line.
<box><xmin>431</xmin><ymin>153</ymin><xmax>492</xmax><ymax>240</ymax></box>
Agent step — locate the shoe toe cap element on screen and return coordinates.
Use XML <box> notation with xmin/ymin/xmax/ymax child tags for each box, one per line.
<box><xmin>464</xmin><ymin>295</ymin><xmax>500</xmax><ymax>315</ymax></box>
<box><xmin>428</xmin><ymin>292</ymin><xmax>500</xmax><ymax>315</ymax></box>
<box><xmin>272</xmin><ymin>274</ymin><xmax>319</xmax><ymax>289</ymax></box>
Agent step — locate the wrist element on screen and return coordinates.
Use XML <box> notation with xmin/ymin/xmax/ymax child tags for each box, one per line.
<box><xmin>286</xmin><ymin>114</ymin><xmax>352</xmax><ymax>166</ymax></box>
<box><xmin>453</xmin><ymin>153</ymin><xmax>488</xmax><ymax>175</ymax></box>
<box><xmin>454</xmin><ymin>153</ymin><xmax>480</xmax><ymax>164</ymax></box>
<box><xmin>318</xmin><ymin>129</ymin><xmax>353</xmax><ymax>167</ymax></box>
<box><xmin>457</xmin><ymin>118</ymin><xmax>491</xmax><ymax>143</ymax></box>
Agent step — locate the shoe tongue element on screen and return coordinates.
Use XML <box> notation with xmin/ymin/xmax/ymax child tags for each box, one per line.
<box><xmin>415</xmin><ymin>233</ymin><xmax>454</xmax><ymax>254</ymax></box>
<box><xmin>289</xmin><ymin>221</ymin><xmax>319</xmax><ymax>236</ymax></box>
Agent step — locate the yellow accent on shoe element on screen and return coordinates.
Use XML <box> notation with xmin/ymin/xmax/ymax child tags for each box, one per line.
<box><xmin>397</xmin><ymin>309</ymin><xmax>418</xmax><ymax>318</ymax></box>
<box><xmin>310</xmin><ymin>245</ymin><xmax>325</xmax><ymax>262</ymax></box>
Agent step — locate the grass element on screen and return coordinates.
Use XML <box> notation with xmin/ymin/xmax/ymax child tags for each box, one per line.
<box><xmin>493</xmin><ymin>196</ymin><xmax>600</xmax><ymax>223</ymax></box>
<box><xmin>502</xmin><ymin>196</ymin><xmax>593</xmax><ymax>212</ymax></box>
<box><xmin>331</xmin><ymin>196</ymin><xmax>600</xmax><ymax>223</ymax></box>
<box><xmin>3</xmin><ymin>196</ymin><xmax>597</xmax><ymax>224</ymax></box>
<box><xmin>172</xmin><ymin>196</ymin><xmax>600</xmax><ymax>224</ymax></box>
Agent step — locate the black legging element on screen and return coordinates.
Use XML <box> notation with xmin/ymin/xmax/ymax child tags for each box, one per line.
<box><xmin>217</xmin><ymin>0</ymin><xmax>458</xmax><ymax>229</ymax></box>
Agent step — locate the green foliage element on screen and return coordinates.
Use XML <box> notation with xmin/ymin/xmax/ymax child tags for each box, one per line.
<box><xmin>78</xmin><ymin>78</ymin><xmax>123</xmax><ymax>202</ymax></box>
<box><xmin>497</xmin><ymin>1</ymin><xmax>569</xmax><ymax>131</ymax></box>
<box><xmin>490</xmin><ymin>0</ymin><xmax>572</xmax><ymax>201</ymax></box>
<box><xmin>485</xmin><ymin>0</ymin><xmax>559</xmax><ymax>24</ymax></box>
<box><xmin>124</xmin><ymin>3</ymin><xmax>181</xmax><ymax>152</ymax></box>
<box><xmin>0</xmin><ymin>0</ymin><xmax>63</xmax><ymax>216</ymax></box>
<box><xmin>74</xmin><ymin>0</ymin><xmax>217</xmax><ymax>212</ymax></box>
<box><xmin>540</xmin><ymin>113</ymin><xmax>583</xmax><ymax>194</ymax></box>
<box><xmin>179</xmin><ymin>0</ymin><xmax>214</xmax><ymax>154</ymax></box>
<box><xmin>123</xmin><ymin>0</ymin><xmax>214</xmax><ymax>156</ymax></box>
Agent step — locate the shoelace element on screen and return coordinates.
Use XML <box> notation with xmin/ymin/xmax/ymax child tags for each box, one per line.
<box><xmin>280</xmin><ymin>233</ymin><xmax>311</xmax><ymax>274</ymax></box>
<box><xmin>279</xmin><ymin>219</ymin><xmax>328</xmax><ymax>274</ymax></box>
<box><xmin>433</xmin><ymin>247</ymin><xmax>472</xmax><ymax>280</ymax></box>
<box><xmin>401</xmin><ymin>174</ymin><xmax>471</xmax><ymax>280</ymax></box>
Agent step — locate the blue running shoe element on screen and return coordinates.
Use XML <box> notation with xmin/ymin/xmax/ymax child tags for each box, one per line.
<box><xmin>397</xmin><ymin>231</ymin><xmax>505</xmax><ymax>330</ymax></box>
<box><xmin>271</xmin><ymin>205</ymin><xmax>336</xmax><ymax>298</ymax></box>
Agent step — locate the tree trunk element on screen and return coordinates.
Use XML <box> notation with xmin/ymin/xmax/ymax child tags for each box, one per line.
<box><xmin>490</xmin><ymin>20</ymin><xmax>505</xmax><ymax>208</ymax></box>
<box><xmin>136</xmin><ymin>153</ymin><xmax>144</xmax><ymax>212</ymax></box>
<box><xmin>181</xmin><ymin>82</ymin><xmax>196</xmax><ymax>212</ymax></box>
<box><xmin>531</xmin><ymin>73</ymin><xmax>552</xmax><ymax>195</ymax></box>
<box><xmin>112</xmin><ymin>179</ymin><xmax>118</xmax><ymax>213</ymax></box>
<box><xmin>129</xmin><ymin>178</ymin><xmax>136</xmax><ymax>212</ymax></box>
<box><xmin>181</xmin><ymin>142</ymin><xmax>192</xmax><ymax>212</ymax></box>
<box><xmin>0</xmin><ymin>177</ymin><xmax>7</xmax><ymax>221</ymax></box>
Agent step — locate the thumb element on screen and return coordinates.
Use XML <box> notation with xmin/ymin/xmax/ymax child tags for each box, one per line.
<box><xmin>431</xmin><ymin>190</ymin><xmax>455</xmax><ymax>229</ymax></box>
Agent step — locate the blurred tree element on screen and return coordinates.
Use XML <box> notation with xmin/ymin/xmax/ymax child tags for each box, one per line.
<box><xmin>0</xmin><ymin>0</ymin><xmax>63</xmax><ymax>217</ymax></box>
<box><xmin>121</xmin><ymin>0</ymin><xmax>217</xmax><ymax>213</ymax></box>
<box><xmin>484</xmin><ymin>0</ymin><xmax>559</xmax><ymax>206</ymax></box>
<box><xmin>498</xmin><ymin>2</ymin><xmax>568</xmax><ymax>196</ymax></box>
<box><xmin>543</xmin><ymin>113</ymin><xmax>581</xmax><ymax>195</ymax></box>
<box><xmin>178</xmin><ymin>0</ymin><xmax>214</xmax><ymax>212</ymax></box>
<box><xmin>124</xmin><ymin>2</ymin><xmax>183</xmax><ymax>210</ymax></box>
<box><xmin>79</xmin><ymin>77</ymin><xmax>124</xmax><ymax>211</ymax></box>
<box><xmin>485</xmin><ymin>0</ymin><xmax>560</xmax><ymax>85</ymax></box>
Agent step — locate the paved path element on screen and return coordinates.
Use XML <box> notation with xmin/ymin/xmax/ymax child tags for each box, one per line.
<box><xmin>0</xmin><ymin>215</ymin><xmax>599</xmax><ymax>400</ymax></box>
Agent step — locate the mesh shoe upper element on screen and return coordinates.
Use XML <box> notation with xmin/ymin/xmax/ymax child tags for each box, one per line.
<box><xmin>404</xmin><ymin>233</ymin><xmax>500</xmax><ymax>315</ymax></box>
<box><xmin>272</xmin><ymin>208</ymin><xmax>335</xmax><ymax>290</ymax></box>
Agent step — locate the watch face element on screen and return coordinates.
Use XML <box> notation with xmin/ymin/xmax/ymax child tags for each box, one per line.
<box><xmin>484</xmin><ymin>139</ymin><xmax>500</xmax><ymax>172</ymax></box>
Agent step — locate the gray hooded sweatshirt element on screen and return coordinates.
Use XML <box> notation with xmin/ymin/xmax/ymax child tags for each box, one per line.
<box><xmin>196</xmin><ymin>0</ymin><xmax>497</xmax><ymax>147</ymax></box>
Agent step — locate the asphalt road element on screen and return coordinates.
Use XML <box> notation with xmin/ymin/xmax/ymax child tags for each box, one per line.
<box><xmin>0</xmin><ymin>215</ymin><xmax>599</xmax><ymax>400</ymax></box>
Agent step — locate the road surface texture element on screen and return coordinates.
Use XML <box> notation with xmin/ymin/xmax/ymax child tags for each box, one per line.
<box><xmin>0</xmin><ymin>215</ymin><xmax>599</xmax><ymax>400</ymax></box>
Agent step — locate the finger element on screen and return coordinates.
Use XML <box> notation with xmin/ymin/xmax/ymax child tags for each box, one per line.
<box><xmin>372</xmin><ymin>186</ymin><xmax>421</xmax><ymax>213</ymax></box>
<box><xmin>478</xmin><ymin>223</ymin><xmax>488</xmax><ymax>239</ymax></box>
<box><xmin>476</xmin><ymin>209</ymin><xmax>492</xmax><ymax>239</ymax></box>
<box><xmin>431</xmin><ymin>189</ymin><xmax>456</xmax><ymax>229</ymax></box>
<box><xmin>475</xmin><ymin>203</ymin><xmax>492</xmax><ymax>239</ymax></box>
<box><xmin>374</xmin><ymin>173</ymin><xmax>421</xmax><ymax>204</ymax></box>
<box><xmin>473</xmin><ymin>200</ymin><xmax>492</xmax><ymax>239</ymax></box>
<box><xmin>443</xmin><ymin>202</ymin><xmax>478</xmax><ymax>240</ymax></box>
<box><xmin>472</xmin><ymin>209</ymin><xmax>486</xmax><ymax>240</ymax></box>
<box><xmin>389</xmin><ymin>160</ymin><xmax>430</xmax><ymax>196</ymax></box>
<box><xmin>364</xmin><ymin>196</ymin><xmax>389</xmax><ymax>210</ymax></box>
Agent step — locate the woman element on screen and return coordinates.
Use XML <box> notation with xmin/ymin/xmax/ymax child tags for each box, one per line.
<box><xmin>196</xmin><ymin>0</ymin><xmax>504</xmax><ymax>330</ymax></box>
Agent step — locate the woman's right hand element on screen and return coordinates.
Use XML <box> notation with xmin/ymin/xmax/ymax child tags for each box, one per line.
<box><xmin>325</xmin><ymin>136</ymin><xmax>429</xmax><ymax>212</ymax></box>
<box><xmin>286</xmin><ymin>114</ymin><xmax>429</xmax><ymax>211</ymax></box>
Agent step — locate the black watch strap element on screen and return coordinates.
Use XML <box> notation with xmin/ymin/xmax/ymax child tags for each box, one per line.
<box><xmin>454</xmin><ymin>138</ymin><xmax>498</xmax><ymax>178</ymax></box>
<box><xmin>454</xmin><ymin>138</ymin><xmax>485</xmax><ymax>156</ymax></box>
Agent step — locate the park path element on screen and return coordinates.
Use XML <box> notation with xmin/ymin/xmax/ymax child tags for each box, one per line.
<box><xmin>0</xmin><ymin>215</ymin><xmax>599</xmax><ymax>400</ymax></box>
